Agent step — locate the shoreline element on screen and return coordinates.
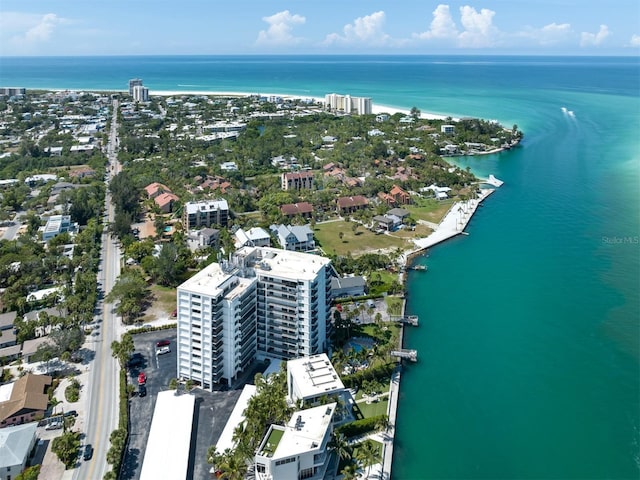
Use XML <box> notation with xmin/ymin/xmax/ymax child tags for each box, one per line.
<box><xmin>46</xmin><ymin>86</ymin><xmax>460</xmax><ymax>122</ymax></box>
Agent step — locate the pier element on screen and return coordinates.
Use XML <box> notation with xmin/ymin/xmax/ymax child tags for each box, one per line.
<box><xmin>391</xmin><ymin>349</ymin><xmax>418</xmax><ymax>362</ymax></box>
<box><xmin>390</xmin><ymin>315</ymin><xmax>419</xmax><ymax>326</ymax></box>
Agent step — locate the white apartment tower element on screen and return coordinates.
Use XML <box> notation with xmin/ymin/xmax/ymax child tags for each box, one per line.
<box><xmin>177</xmin><ymin>247</ymin><xmax>332</xmax><ymax>390</ymax></box>
<box><xmin>132</xmin><ymin>85</ymin><xmax>149</xmax><ymax>102</ymax></box>
<box><xmin>324</xmin><ymin>93</ymin><xmax>372</xmax><ymax>115</ymax></box>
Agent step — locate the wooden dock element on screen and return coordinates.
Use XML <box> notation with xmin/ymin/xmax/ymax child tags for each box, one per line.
<box><xmin>390</xmin><ymin>315</ymin><xmax>419</xmax><ymax>326</ymax></box>
<box><xmin>391</xmin><ymin>349</ymin><xmax>418</xmax><ymax>362</ymax></box>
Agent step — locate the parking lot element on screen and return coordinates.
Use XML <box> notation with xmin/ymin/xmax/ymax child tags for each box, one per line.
<box><xmin>121</xmin><ymin>329</ymin><xmax>243</xmax><ymax>480</ymax></box>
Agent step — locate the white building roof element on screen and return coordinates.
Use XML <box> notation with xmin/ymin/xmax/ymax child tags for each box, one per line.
<box><xmin>0</xmin><ymin>383</ymin><xmax>13</xmax><ymax>403</ymax></box>
<box><xmin>139</xmin><ymin>390</ymin><xmax>196</xmax><ymax>480</ymax></box>
<box><xmin>184</xmin><ymin>199</ymin><xmax>229</xmax><ymax>214</ymax></box>
<box><xmin>0</xmin><ymin>423</ymin><xmax>37</xmax><ymax>468</ymax></box>
<box><xmin>287</xmin><ymin>354</ymin><xmax>344</xmax><ymax>401</ymax></box>
<box><xmin>270</xmin><ymin>403</ymin><xmax>336</xmax><ymax>459</ymax></box>
<box><xmin>245</xmin><ymin>247</ymin><xmax>330</xmax><ymax>282</ymax></box>
<box><xmin>27</xmin><ymin>286</ymin><xmax>62</xmax><ymax>302</ymax></box>
<box><xmin>216</xmin><ymin>384</ymin><xmax>257</xmax><ymax>454</ymax></box>
<box><xmin>178</xmin><ymin>261</ymin><xmax>254</xmax><ymax>300</ymax></box>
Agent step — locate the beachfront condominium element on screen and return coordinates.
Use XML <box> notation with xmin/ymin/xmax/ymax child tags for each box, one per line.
<box><xmin>132</xmin><ymin>85</ymin><xmax>149</xmax><ymax>103</ymax></box>
<box><xmin>324</xmin><ymin>93</ymin><xmax>372</xmax><ymax>115</ymax></box>
<box><xmin>128</xmin><ymin>78</ymin><xmax>143</xmax><ymax>96</ymax></box>
<box><xmin>177</xmin><ymin>247</ymin><xmax>332</xmax><ymax>390</ymax></box>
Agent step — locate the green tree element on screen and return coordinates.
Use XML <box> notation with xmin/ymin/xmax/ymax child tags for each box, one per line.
<box><xmin>111</xmin><ymin>333</ymin><xmax>135</xmax><ymax>368</ymax></box>
<box><xmin>106</xmin><ymin>270</ymin><xmax>150</xmax><ymax>323</ymax></box>
<box><xmin>356</xmin><ymin>440</ymin><xmax>378</xmax><ymax>478</ymax></box>
<box><xmin>15</xmin><ymin>465</ymin><xmax>41</xmax><ymax>480</ymax></box>
<box><xmin>51</xmin><ymin>431</ymin><xmax>81</xmax><ymax>469</ymax></box>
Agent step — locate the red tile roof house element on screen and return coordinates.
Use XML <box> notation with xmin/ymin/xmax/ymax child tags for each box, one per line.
<box><xmin>144</xmin><ymin>182</ymin><xmax>171</xmax><ymax>199</ymax></box>
<box><xmin>389</xmin><ymin>184</ymin><xmax>412</xmax><ymax>205</ymax></box>
<box><xmin>337</xmin><ymin>195</ymin><xmax>369</xmax><ymax>214</ymax></box>
<box><xmin>378</xmin><ymin>192</ymin><xmax>396</xmax><ymax>206</ymax></box>
<box><xmin>154</xmin><ymin>192</ymin><xmax>180</xmax><ymax>213</ymax></box>
<box><xmin>0</xmin><ymin>374</ymin><xmax>52</xmax><ymax>428</ymax></box>
<box><xmin>280</xmin><ymin>202</ymin><xmax>314</xmax><ymax>219</ymax></box>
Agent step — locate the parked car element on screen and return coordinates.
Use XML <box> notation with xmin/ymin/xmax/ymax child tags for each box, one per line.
<box><xmin>64</xmin><ymin>410</ymin><xmax>78</xmax><ymax>417</ymax></box>
<box><xmin>45</xmin><ymin>421</ymin><xmax>63</xmax><ymax>430</ymax></box>
<box><xmin>83</xmin><ymin>444</ymin><xmax>94</xmax><ymax>461</ymax></box>
<box><xmin>156</xmin><ymin>346</ymin><xmax>170</xmax><ymax>355</ymax></box>
<box><xmin>138</xmin><ymin>372</ymin><xmax>146</xmax><ymax>385</ymax></box>
<box><xmin>127</xmin><ymin>353</ymin><xmax>144</xmax><ymax>368</ymax></box>
<box><xmin>138</xmin><ymin>384</ymin><xmax>147</xmax><ymax>397</ymax></box>
<box><xmin>156</xmin><ymin>340</ymin><xmax>170</xmax><ymax>348</ymax></box>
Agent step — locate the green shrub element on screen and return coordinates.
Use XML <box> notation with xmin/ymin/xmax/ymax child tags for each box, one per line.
<box><xmin>65</xmin><ymin>379</ymin><xmax>81</xmax><ymax>402</ymax></box>
<box><xmin>336</xmin><ymin>415</ymin><xmax>387</xmax><ymax>438</ymax></box>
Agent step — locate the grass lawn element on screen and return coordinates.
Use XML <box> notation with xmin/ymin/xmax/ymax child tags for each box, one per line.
<box><xmin>385</xmin><ymin>297</ymin><xmax>403</xmax><ymax>316</ymax></box>
<box><xmin>141</xmin><ymin>284</ymin><xmax>177</xmax><ymax>322</ymax></box>
<box><xmin>357</xmin><ymin>398</ymin><xmax>389</xmax><ymax>418</ymax></box>
<box><xmin>406</xmin><ymin>198</ymin><xmax>454</xmax><ymax>223</ymax></box>
<box><xmin>314</xmin><ymin>221</ymin><xmax>407</xmax><ymax>256</ymax></box>
<box><xmin>352</xmin><ymin>439</ymin><xmax>383</xmax><ymax>461</ymax></box>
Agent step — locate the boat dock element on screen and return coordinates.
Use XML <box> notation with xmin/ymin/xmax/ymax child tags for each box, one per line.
<box><xmin>391</xmin><ymin>349</ymin><xmax>418</xmax><ymax>362</ymax></box>
<box><xmin>390</xmin><ymin>315</ymin><xmax>419</xmax><ymax>326</ymax></box>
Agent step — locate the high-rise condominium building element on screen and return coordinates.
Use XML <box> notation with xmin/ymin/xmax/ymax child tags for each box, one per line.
<box><xmin>176</xmin><ymin>247</ymin><xmax>332</xmax><ymax>390</ymax></box>
<box><xmin>132</xmin><ymin>85</ymin><xmax>149</xmax><ymax>103</ymax></box>
<box><xmin>128</xmin><ymin>78</ymin><xmax>143</xmax><ymax>96</ymax></box>
<box><xmin>324</xmin><ymin>93</ymin><xmax>372</xmax><ymax>115</ymax></box>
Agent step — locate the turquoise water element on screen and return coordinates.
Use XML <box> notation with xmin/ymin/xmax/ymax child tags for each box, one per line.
<box><xmin>2</xmin><ymin>56</ymin><xmax>638</xmax><ymax>479</ymax></box>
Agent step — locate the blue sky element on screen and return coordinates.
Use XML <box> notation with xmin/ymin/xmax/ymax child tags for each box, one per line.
<box><xmin>1</xmin><ymin>0</ymin><xmax>639</xmax><ymax>56</ymax></box>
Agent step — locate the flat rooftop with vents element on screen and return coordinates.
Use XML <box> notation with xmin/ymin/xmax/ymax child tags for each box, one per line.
<box><xmin>287</xmin><ymin>354</ymin><xmax>345</xmax><ymax>404</ymax></box>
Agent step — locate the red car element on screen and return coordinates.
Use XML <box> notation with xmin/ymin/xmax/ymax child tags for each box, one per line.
<box><xmin>138</xmin><ymin>372</ymin><xmax>146</xmax><ymax>385</ymax></box>
<box><xmin>156</xmin><ymin>340</ymin><xmax>170</xmax><ymax>348</ymax></box>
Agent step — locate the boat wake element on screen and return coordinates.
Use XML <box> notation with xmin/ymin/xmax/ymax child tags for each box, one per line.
<box><xmin>561</xmin><ymin>106</ymin><xmax>576</xmax><ymax>119</ymax></box>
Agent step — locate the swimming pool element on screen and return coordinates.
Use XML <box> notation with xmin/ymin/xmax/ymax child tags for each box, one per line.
<box><xmin>344</xmin><ymin>336</ymin><xmax>375</xmax><ymax>353</ymax></box>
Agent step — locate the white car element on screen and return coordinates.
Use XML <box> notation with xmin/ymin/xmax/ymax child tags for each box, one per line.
<box><xmin>45</xmin><ymin>421</ymin><xmax>63</xmax><ymax>430</ymax></box>
<box><xmin>156</xmin><ymin>346</ymin><xmax>170</xmax><ymax>355</ymax></box>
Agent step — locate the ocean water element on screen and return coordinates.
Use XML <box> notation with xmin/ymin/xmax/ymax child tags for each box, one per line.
<box><xmin>1</xmin><ymin>55</ymin><xmax>638</xmax><ymax>479</ymax></box>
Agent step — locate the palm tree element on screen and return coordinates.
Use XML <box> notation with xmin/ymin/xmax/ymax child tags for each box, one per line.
<box><xmin>340</xmin><ymin>463</ymin><xmax>358</xmax><ymax>480</ymax></box>
<box><xmin>329</xmin><ymin>432</ymin><xmax>352</xmax><ymax>463</ymax></box>
<box><xmin>357</xmin><ymin>440</ymin><xmax>378</xmax><ymax>479</ymax></box>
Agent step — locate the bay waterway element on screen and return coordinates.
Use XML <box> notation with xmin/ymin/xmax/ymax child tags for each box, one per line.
<box><xmin>1</xmin><ymin>55</ymin><xmax>638</xmax><ymax>479</ymax></box>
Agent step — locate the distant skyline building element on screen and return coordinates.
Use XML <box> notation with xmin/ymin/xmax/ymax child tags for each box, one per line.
<box><xmin>324</xmin><ymin>93</ymin><xmax>372</xmax><ymax>115</ymax></box>
<box><xmin>132</xmin><ymin>85</ymin><xmax>149</xmax><ymax>102</ymax></box>
<box><xmin>128</xmin><ymin>78</ymin><xmax>143</xmax><ymax>96</ymax></box>
<box><xmin>176</xmin><ymin>246</ymin><xmax>332</xmax><ymax>390</ymax></box>
<box><xmin>0</xmin><ymin>87</ymin><xmax>26</xmax><ymax>97</ymax></box>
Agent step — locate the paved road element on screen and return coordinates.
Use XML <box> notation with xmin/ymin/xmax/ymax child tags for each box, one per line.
<box><xmin>74</xmin><ymin>100</ymin><xmax>122</xmax><ymax>480</ymax></box>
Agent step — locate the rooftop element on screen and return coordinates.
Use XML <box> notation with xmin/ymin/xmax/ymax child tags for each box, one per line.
<box><xmin>139</xmin><ymin>390</ymin><xmax>196</xmax><ymax>480</ymax></box>
<box><xmin>287</xmin><ymin>353</ymin><xmax>345</xmax><ymax>401</ymax></box>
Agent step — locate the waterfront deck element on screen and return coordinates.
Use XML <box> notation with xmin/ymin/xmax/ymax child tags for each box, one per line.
<box><xmin>389</xmin><ymin>315</ymin><xmax>419</xmax><ymax>326</ymax></box>
<box><xmin>391</xmin><ymin>349</ymin><xmax>418</xmax><ymax>362</ymax></box>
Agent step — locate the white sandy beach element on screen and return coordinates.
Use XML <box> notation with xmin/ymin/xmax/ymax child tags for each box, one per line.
<box><xmin>151</xmin><ymin>89</ymin><xmax>457</xmax><ymax>120</ymax></box>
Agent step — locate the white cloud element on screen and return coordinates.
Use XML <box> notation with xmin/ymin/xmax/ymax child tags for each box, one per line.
<box><xmin>520</xmin><ymin>22</ymin><xmax>573</xmax><ymax>46</ymax></box>
<box><xmin>630</xmin><ymin>34</ymin><xmax>640</xmax><ymax>47</ymax></box>
<box><xmin>414</xmin><ymin>4</ymin><xmax>458</xmax><ymax>40</ymax></box>
<box><xmin>458</xmin><ymin>6</ymin><xmax>498</xmax><ymax>47</ymax></box>
<box><xmin>256</xmin><ymin>10</ymin><xmax>305</xmax><ymax>46</ymax></box>
<box><xmin>324</xmin><ymin>11</ymin><xmax>393</xmax><ymax>46</ymax></box>
<box><xmin>580</xmin><ymin>24</ymin><xmax>610</xmax><ymax>47</ymax></box>
<box><xmin>3</xmin><ymin>12</ymin><xmax>68</xmax><ymax>47</ymax></box>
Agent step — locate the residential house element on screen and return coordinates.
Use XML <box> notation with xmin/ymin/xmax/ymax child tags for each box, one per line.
<box><xmin>154</xmin><ymin>192</ymin><xmax>179</xmax><ymax>213</ymax></box>
<box><xmin>373</xmin><ymin>214</ymin><xmax>401</xmax><ymax>231</ymax></box>
<box><xmin>42</xmin><ymin>215</ymin><xmax>77</xmax><ymax>241</ymax></box>
<box><xmin>389</xmin><ymin>185</ymin><xmax>411</xmax><ymax>205</ymax></box>
<box><xmin>235</xmin><ymin>227</ymin><xmax>271</xmax><ymax>249</ymax></box>
<box><xmin>69</xmin><ymin>167</ymin><xmax>96</xmax><ymax>179</ymax></box>
<box><xmin>144</xmin><ymin>182</ymin><xmax>171</xmax><ymax>199</ymax></box>
<box><xmin>270</xmin><ymin>224</ymin><xmax>315</xmax><ymax>252</ymax></box>
<box><xmin>441</xmin><ymin>124</ymin><xmax>455</xmax><ymax>134</ymax></box>
<box><xmin>0</xmin><ymin>374</ymin><xmax>52</xmax><ymax>428</ymax></box>
<box><xmin>0</xmin><ymin>423</ymin><xmax>38</xmax><ymax>479</ymax></box>
<box><xmin>336</xmin><ymin>195</ymin><xmax>368</xmax><ymax>215</ymax></box>
<box><xmin>280</xmin><ymin>202</ymin><xmax>314</xmax><ymax>219</ymax></box>
<box><xmin>387</xmin><ymin>208</ymin><xmax>410</xmax><ymax>221</ymax></box>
